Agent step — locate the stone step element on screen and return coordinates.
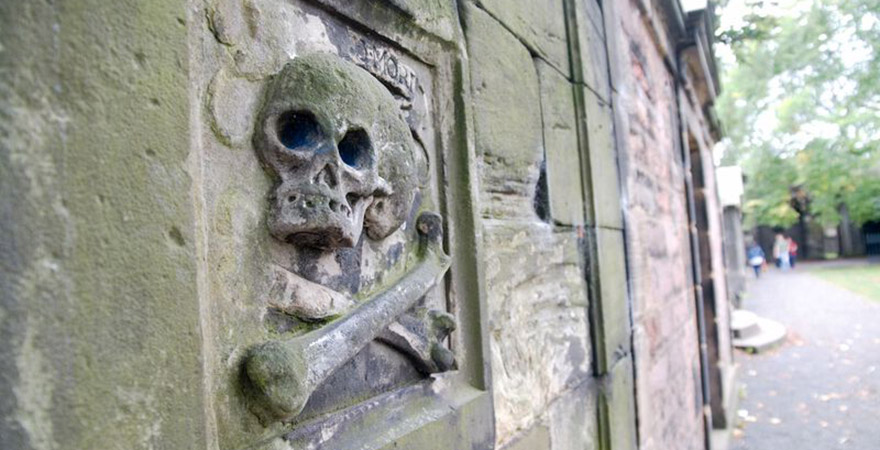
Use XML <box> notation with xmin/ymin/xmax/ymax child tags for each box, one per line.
<box><xmin>733</xmin><ymin>315</ymin><xmax>787</xmax><ymax>353</ymax></box>
<box><xmin>731</xmin><ymin>309</ymin><xmax>761</xmax><ymax>339</ymax></box>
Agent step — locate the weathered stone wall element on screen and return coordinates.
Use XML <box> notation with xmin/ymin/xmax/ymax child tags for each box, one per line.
<box><xmin>0</xmin><ymin>1</ymin><xmax>208</xmax><ymax>449</ymax></box>
<box><xmin>461</xmin><ymin>2</ymin><xmax>594</xmax><ymax>447</ymax></box>
<box><xmin>604</xmin><ymin>2</ymin><xmax>711</xmax><ymax>450</ymax></box>
<box><xmin>2</xmin><ymin>1</ymin><xmax>731</xmax><ymax>450</ymax></box>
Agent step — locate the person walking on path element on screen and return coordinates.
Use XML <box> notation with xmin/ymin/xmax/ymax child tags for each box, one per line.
<box><xmin>787</xmin><ymin>236</ymin><xmax>799</xmax><ymax>269</ymax></box>
<box><xmin>747</xmin><ymin>241</ymin><xmax>766</xmax><ymax>278</ymax></box>
<box><xmin>773</xmin><ymin>233</ymin><xmax>790</xmax><ymax>270</ymax></box>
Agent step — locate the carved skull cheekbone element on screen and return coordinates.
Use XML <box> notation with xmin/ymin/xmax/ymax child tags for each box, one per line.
<box><xmin>254</xmin><ymin>53</ymin><xmax>417</xmax><ymax>249</ymax></box>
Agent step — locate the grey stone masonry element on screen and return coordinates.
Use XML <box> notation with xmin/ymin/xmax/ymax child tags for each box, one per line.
<box><xmin>1</xmin><ymin>1</ymin><xmax>729</xmax><ymax>450</ymax></box>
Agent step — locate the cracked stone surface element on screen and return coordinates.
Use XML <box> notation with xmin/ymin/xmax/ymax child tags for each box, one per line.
<box><xmin>732</xmin><ymin>260</ymin><xmax>880</xmax><ymax>450</ymax></box>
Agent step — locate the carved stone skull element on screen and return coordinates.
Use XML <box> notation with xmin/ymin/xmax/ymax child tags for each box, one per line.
<box><xmin>254</xmin><ymin>53</ymin><xmax>417</xmax><ymax>249</ymax></box>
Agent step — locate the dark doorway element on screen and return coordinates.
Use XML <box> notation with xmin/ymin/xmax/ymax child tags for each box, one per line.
<box><xmin>686</xmin><ymin>132</ymin><xmax>728</xmax><ymax>430</ymax></box>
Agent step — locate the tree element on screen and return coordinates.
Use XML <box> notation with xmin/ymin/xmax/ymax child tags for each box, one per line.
<box><xmin>716</xmin><ymin>0</ymin><xmax>880</xmax><ymax>229</ymax></box>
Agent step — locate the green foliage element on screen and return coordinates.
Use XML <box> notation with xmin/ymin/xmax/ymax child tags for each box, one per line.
<box><xmin>741</xmin><ymin>147</ymin><xmax>799</xmax><ymax>228</ymax></box>
<box><xmin>716</xmin><ymin>0</ymin><xmax>880</xmax><ymax>228</ymax></box>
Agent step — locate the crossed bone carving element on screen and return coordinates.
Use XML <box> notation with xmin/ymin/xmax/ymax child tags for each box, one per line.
<box><xmin>245</xmin><ymin>212</ymin><xmax>451</xmax><ymax>420</ymax></box>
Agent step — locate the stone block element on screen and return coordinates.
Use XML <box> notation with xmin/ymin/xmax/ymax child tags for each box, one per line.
<box><xmin>483</xmin><ymin>222</ymin><xmax>590</xmax><ymax>444</ymax></box>
<box><xmin>504</xmin><ymin>423</ymin><xmax>551</xmax><ymax>450</ymax></box>
<box><xmin>593</xmin><ymin>227</ymin><xmax>630</xmax><ymax>368</ymax></box>
<box><xmin>548</xmin><ymin>382</ymin><xmax>599</xmax><ymax>450</ymax></box>
<box><xmin>573</xmin><ymin>0</ymin><xmax>611</xmax><ymax>101</ymax></box>
<box><xmin>581</xmin><ymin>0</ymin><xmax>604</xmax><ymax>36</ymax></box>
<box><xmin>603</xmin><ymin>358</ymin><xmax>638</xmax><ymax>450</ymax></box>
<box><xmin>536</xmin><ymin>59</ymin><xmax>585</xmax><ymax>226</ymax></box>
<box><xmin>462</xmin><ymin>3</ymin><xmax>544</xmax><ymax>219</ymax></box>
<box><xmin>583</xmin><ymin>88</ymin><xmax>623</xmax><ymax>229</ymax></box>
<box><xmin>0</xmin><ymin>1</ymin><xmax>208</xmax><ymax>449</ymax></box>
<box><xmin>362</xmin><ymin>0</ymin><xmax>458</xmax><ymax>41</ymax></box>
<box><xmin>602</xmin><ymin>0</ymin><xmax>625</xmax><ymax>93</ymax></box>
<box><xmin>476</xmin><ymin>0</ymin><xmax>570</xmax><ymax>76</ymax></box>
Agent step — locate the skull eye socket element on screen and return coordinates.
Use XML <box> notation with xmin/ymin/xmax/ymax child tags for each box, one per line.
<box><xmin>338</xmin><ymin>129</ymin><xmax>372</xmax><ymax>169</ymax></box>
<box><xmin>276</xmin><ymin>111</ymin><xmax>322</xmax><ymax>150</ymax></box>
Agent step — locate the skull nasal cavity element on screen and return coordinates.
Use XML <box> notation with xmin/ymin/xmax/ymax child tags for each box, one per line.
<box><xmin>338</xmin><ymin>129</ymin><xmax>371</xmax><ymax>168</ymax></box>
<box><xmin>314</xmin><ymin>164</ymin><xmax>338</xmax><ymax>188</ymax></box>
<box><xmin>277</xmin><ymin>111</ymin><xmax>322</xmax><ymax>149</ymax></box>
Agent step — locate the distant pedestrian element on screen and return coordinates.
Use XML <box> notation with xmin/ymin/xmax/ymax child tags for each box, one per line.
<box><xmin>747</xmin><ymin>241</ymin><xmax>766</xmax><ymax>278</ymax></box>
<box><xmin>773</xmin><ymin>233</ymin><xmax>790</xmax><ymax>270</ymax></box>
<box><xmin>787</xmin><ymin>237</ymin><xmax>799</xmax><ymax>269</ymax></box>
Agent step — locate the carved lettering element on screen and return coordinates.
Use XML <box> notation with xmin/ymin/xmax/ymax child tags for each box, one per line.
<box><xmin>352</xmin><ymin>39</ymin><xmax>419</xmax><ymax>99</ymax></box>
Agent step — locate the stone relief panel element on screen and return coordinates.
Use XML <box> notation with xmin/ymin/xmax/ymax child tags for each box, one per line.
<box><xmin>243</xmin><ymin>53</ymin><xmax>455</xmax><ymax>422</ymax></box>
<box><xmin>193</xmin><ymin>1</ymin><xmax>487</xmax><ymax>448</ymax></box>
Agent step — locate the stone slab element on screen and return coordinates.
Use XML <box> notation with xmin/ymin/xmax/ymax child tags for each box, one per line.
<box><xmin>536</xmin><ymin>59</ymin><xmax>585</xmax><ymax>226</ymax></box>
<box><xmin>581</xmin><ymin>0</ymin><xmax>604</xmax><ymax>37</ymax></box>
<box><xmin>504</xmin><ymin>423</ymin><xmax>551</xmax><ymax>450</ymax></box>
<box><xmin>601</xmin><ymin>0</ymin><xmax>626</xmax><ymax>94</ymax></box>
<box><xmin>573</xmin><ymin>0</ymin><xmax>611</xmax><ymax>101</ymax></box>
<box><xmin>483</xmin><ymin>221</ymin><xmax>591</xmax><ymax>444</ymax></box>
<box><xmin>731</xmin><ymin>309</ymin><xmax>761</xmax><ymax>339</ymax></box>
<box><xmin>603</xmin><ymin>358</ymin><xmax>638</xmax><ymax>450</ymax></box>
<box><xmin>583</xmin><ymin>88</ymin><xmax>623</xmax><ymax>230</ymax></box>
<box><xmin>593</xmin><ymin>227</ymin><xmax>631</xmax><ymax>369</ymax></box>
<box><xmin>549</xmin><ymin>381</ymin><xmax>599</xmax><ymax>450</ymax></box>
<box><xmin>476</xmin><ymin>0</ymin><xmax>571</xmax><ymax>77</ymax></box>
<box><xmin>732</xmin><ymin>316</ymin><xmax>787</xmax><ymax>353</ymax></box>
<box><xmin>462</xmin><ymin>3</ymin><xmax>544</xmax><ymax>219</ymax></box>
<box><xmin>0</xmin><ymin>1</ymin><xmax>208</xmax><ymax>449</ymax></box>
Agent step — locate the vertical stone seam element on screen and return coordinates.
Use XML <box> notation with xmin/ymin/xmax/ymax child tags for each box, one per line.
<box><xmin>567</xmin><ymin>0</ymin><xmax>640</xmax><ymax>448</ymax></box>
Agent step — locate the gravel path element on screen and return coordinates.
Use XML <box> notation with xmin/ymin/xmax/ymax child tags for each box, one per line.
<box><xmin>731</xmin><ymin>261</ymin><xmax>880</xmax><ymax>450</ymax></box>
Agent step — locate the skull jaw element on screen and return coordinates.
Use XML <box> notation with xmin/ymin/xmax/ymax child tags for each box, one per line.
<box><xmin>269</xmin><ymin>193</ymin><xmax>371</xmax><ymax>250</ymax></box>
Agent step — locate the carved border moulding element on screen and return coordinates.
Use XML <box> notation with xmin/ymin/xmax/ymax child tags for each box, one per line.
<box><xmin>244</xmin><ymin>54</ymin><xmax>457</xmax><ymax>422</ymax></box>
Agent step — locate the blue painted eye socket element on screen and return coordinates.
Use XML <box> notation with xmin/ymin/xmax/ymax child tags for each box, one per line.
<box><xmin>338</xmin><ymin>129</ymin><xmax>372</xmax><ymax>168</ymax></box>
<box><xmin>277</xmin><ymin>112</ymin><xmax>322</xmax><ymax>150</ymax></box>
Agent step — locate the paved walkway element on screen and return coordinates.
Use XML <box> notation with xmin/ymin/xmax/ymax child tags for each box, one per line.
<box><xmin>731</xmin><ymin>261</ymin><xmax>880</xmax><ymax>450</ymax></box>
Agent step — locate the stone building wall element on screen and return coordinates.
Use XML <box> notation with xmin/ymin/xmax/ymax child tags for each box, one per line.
<box><xmin>460</xmin><ymin>1</ymin><xmax>632</xmax><ymax>448</ymax></box>
<box><xmin>1</xmin><ymin>1</ymin><xmax>731</xmax><ymax>450</ymax></box>
<box><xmin>0</xmin><ymin>2</ymin><xmax>208</xmax><ymax>449</ymax></box>
<box><xmin>603</xmin><ymin>2</ymin><xmax>707</xmax><ymax>449</ymax></box>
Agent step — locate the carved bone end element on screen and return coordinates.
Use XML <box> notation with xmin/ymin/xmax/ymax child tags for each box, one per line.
<box><xmin>244</xmin><ymin>340</ymin><xmax>310</xmax><ymax>420</ymax></box>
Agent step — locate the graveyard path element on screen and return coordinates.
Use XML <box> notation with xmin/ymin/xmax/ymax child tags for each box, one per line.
<box><xmin>731</xmin><ymin>260</ymin><xmax>880</xmax><ymax>450</ymax></box>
